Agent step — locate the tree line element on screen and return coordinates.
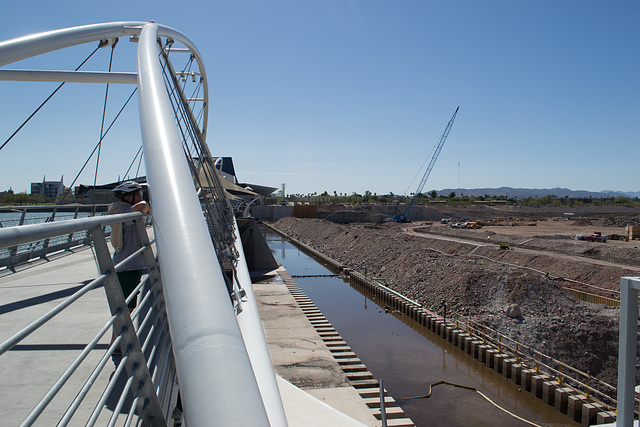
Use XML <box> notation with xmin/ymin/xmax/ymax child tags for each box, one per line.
<box><xmin>282</xmin><ymin>191</ymin><xmax>640</xmax><ymax>207</ymax></box>
<box><xmin>0</xmin><ymin>190</ymin><xmax>52</xmax><ymax>205</ymax></box>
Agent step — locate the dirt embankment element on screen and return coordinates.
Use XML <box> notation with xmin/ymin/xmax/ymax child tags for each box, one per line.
<box><xmin>272</xmin><ymin>216</ymin><xmax>639</xmax><ymax>390</ymax></box>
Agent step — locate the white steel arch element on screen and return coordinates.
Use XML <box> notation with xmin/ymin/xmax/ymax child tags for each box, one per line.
<box><xmin>0</xmin><ymin>21</ymin><xmax>209</xmax><ymax>139</ymax></box>
<box><xmin>0</xmin><ymin>21</ymin><xmax>287</xmax><ymax>426</ymax></box>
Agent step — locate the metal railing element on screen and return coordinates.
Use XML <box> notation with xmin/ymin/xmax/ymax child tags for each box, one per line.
<box><xmin>0</xmin><ymin>205</ymin><xmax>110</xmax><ymax>269</ymax></box>
<box><xmin>0</xmin><ymin>204</ymin><xmax>109</xmax><ymax>228</ymax></box>
<box><xmin>450</xmin><ymin>313</ymin><xmax>624</xmax><ymax>410</ymax></box>
<box><xmin>0</xmin><ymin>212</ymin><xmax>178</xmax><ymax>426</ymax></box>
<box><xmin>352</xmin><ymin>265</ymin><xmax>626</xmax><ymax>413</ymax></box>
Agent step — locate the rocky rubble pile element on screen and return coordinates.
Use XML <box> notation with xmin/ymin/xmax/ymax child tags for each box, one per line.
<box><xmin>272</xmin><ymin>217</ymin><xmax>636</xmax><ymax>390</ymax></box>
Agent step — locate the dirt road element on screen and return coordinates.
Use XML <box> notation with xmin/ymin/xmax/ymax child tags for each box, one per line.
<box><xmin>405</xmin><ymin>225</ymin><xmax>640</xmax><ymax>282</ymax></box>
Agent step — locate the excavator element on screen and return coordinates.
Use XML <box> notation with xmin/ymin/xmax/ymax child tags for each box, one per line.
<box><xmin>392</xmin><ymin>106</ymin><xmax>459</xmax><ymax>222</ymax></box>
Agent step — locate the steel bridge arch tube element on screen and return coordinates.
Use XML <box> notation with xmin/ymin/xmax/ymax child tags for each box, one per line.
<box><xmin>0</xmin><ymin>21</ymin><xmax>146</xmax><ymax>67</ymax></box>
<box><xmin>0</xmin><ymin>21</ymin><xmax>208</xmax><ymax>137</ymax></box>
<box><xmin>233</xmin><ymin>218</ymin><xmax>288</xmax><ymax>426</ymax></box>
<box><xmin>137</xmin><ymin>23</ymin><xmax>269</xmax><ymax>426</ymax></box>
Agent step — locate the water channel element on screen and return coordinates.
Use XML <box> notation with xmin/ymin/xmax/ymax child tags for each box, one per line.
<box><xmin>262</xmin><ymin>227</ymin><xmax>579</xmax><ymax>427</ymax></box>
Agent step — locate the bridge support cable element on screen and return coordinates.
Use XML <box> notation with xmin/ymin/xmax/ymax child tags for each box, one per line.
<box><xmin>93</xmin><ymin>40</ymin><xmax>117</xmax><ymax>191</ymax></box>
<box><xmin>159</xmin><ymin>42</ymin><xmax>240</xmax><ymax>281</ymax></box>
<box><xmin>58</xmin><ymin>86</ymin><xmax>138</xmax><ymax>204</ymax></box>
<box><xmin>122</xmin><ymin>145</ymin><xmax>144</xmax><ymax>180</ymax></box>
<box><xmin>0</xmin><ymin>45</ymin><xmax>101</xmax><ymax>152</ymax></box>
<box><xmin>136</xmin><ymin>23</ymin><xmax>271</xmax><ymax>426</ymax></box>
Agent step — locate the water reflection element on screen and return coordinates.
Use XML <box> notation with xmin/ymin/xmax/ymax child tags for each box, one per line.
<box><xmin>263</xmin><ymin>228</ymin><xmax>579</xmax><ymax>427</ymax></box>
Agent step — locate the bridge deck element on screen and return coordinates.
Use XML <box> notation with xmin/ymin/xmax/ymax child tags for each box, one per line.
<box><xmin>0</xmin><ymin>246</ymin><xmax>378</xmax><ymax>426</ymax></box>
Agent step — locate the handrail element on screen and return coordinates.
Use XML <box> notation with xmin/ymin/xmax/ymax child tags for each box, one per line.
<box><xmin>0</xmin><ymin>211</ymin><xmax>145</xmax><ymax>248</ymax></box>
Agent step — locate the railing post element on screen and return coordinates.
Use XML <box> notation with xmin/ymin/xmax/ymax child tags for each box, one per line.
<box><xmin>379</xmin><ymin>378</ymin><xmax>387</xmax><ymax>427</ymax></box>
<box><xmin>43</xmin><ymin>206</ymin><xmax>57</xmax><ymax>249</ymax></box>
<box><xmin>67</xmin><ymin>206</ymin><xmax>80</xmax><ymax>245</ymax></box>
<box><xmin>557</xmin><ymin>364</ymin><xmax>563</xmax><ymax>384</ymax></box>
<box><xmin>90</xmin><ymin>225</ymin><xmax>167</xmax><ymax>426</ymax></box>
<box><xmin>7</xmin><ymin>209</ymin><xmax>26</xmax><ymax>259</ymax></box>
<box><xmin>617</xmin><ymin>277</ymin><xmax>640</xmax><ymax>427</ymax></box>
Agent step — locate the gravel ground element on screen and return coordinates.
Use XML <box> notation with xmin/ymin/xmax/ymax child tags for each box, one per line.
<box><xmin>271</xmin><ymin>214</ymin><xmax>640</xmax><ymax>396</ymax></box>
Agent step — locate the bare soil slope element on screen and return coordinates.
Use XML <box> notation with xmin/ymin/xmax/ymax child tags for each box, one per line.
<box><xmin>272</xmin><ymin>214</ymin><xmax>640</xmax><ymax>391</ymax></box>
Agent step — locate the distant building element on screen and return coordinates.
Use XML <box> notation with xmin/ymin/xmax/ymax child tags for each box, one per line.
<box><xmin>31</xmin><ymin>176</ymin><xmax>65</xmax><ymax>201</ymax></box>
<box><xmin>210</xmin><ymin>157</ymin><xmax>278</xmax><ymax>206</ymax></box>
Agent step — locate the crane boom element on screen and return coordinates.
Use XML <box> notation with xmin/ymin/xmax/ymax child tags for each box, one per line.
<box><xmin>395</xmin><ymin>106</ymin><xmax>459</xmax><ymax>222</ymax></box>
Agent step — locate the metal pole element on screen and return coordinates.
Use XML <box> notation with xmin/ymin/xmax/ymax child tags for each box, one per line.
<box><xmin>137</xmin><ymin>23</ymin><xmax>269</xmax><ymax>426</ymax></box>
<box><xmin>89</xmin><ymin>225</ymin><xmax>167</xmax><ymax>425</ymax></box>
<box><xmin>617</xmin><ymin>277</ymin><xmax>640</xmax><ymax>427</ymax></box>
<box><xmin>0</xmin><ymin>69</ymin><xmax>138</xmax><ymax>84</ymax></box>
<box><xmin>379</xmin><ymin>379</ymin><xmax>387</xmax><ymax>427</ymax></box>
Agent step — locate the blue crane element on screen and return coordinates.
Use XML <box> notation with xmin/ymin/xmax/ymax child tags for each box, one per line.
<box><xmin>392</xmin><ymin>106</ymin><xmax>459</xmax><ymax>222</ymax></box>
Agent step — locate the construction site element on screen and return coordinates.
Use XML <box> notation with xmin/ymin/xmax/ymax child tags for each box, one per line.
<box><xmin>258</xmin><ymin>106</ymin><xmax>640</xmax><ymax>422</ymax></box>
<box><xmin>269</xmin><ymin>204</ymin><xmax>640</xmax><ymax>408</ymax></box>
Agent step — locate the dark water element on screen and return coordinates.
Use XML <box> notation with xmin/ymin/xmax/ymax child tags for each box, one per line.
<box><xmin>263</xmin><ymin>227</ymin><xmax>579</xmax><ymax>427</ymax></box>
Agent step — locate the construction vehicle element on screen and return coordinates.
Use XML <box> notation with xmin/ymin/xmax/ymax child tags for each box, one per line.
<box><xmin>585</xmin><ymin>232</ymin><xmax>607</xmax><ymax>243</ymax></box>
<box><xmin>392</xmin><ymin>106</ymin><xmax>459</xmax><ymax>222</ymax></box>
<box><xmin>464</xmin><ymin>221</ymin><xmax>482</xmax><ymax>229</ymax></box>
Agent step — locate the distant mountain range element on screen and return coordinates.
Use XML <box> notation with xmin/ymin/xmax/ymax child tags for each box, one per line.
<box><xmin>435</xmin><ymin>187</ymin><xmax>640</xmax><ymax>199</ymax></box>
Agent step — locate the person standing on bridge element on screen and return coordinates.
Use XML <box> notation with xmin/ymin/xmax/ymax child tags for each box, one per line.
<box><xmin>108</xmin><ymin>181</ymin><xmax>150</xmax><ymax>354</ymax></box>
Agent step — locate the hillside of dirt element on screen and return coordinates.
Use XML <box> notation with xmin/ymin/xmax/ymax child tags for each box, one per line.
<box><xmin>271</xmin><ymin>213</ymin><xmax>640</xmax><ymax>394</ymax></box>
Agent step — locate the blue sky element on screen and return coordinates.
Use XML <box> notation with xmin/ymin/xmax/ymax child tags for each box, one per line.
<box><xmin>0</xmin><ymin>1</ymin><xmax>638</xmax><ymax>196</ymax></box>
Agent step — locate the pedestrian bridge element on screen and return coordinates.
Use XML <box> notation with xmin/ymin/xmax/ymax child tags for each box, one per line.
<box><xmin>0</xmin><ymin>210</ymin><xmax>386</xmax><ymax>426</ymax></box>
